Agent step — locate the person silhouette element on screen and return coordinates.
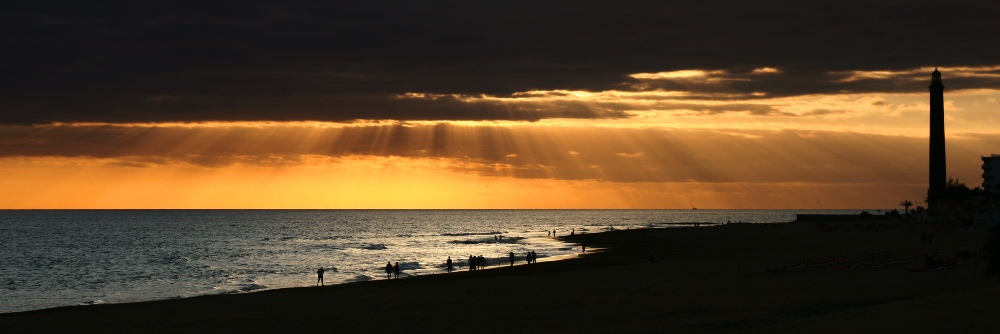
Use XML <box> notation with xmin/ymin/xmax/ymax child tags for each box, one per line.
<box><xmin>447</xmin><ymin>256</ymin><xmax>453</xmax><ymax>273</ymax></box>
<box><xmin>316</xmin><ymin>267</ymin><xmax>325</xmax><ymax>286</ymax></box>
<box><xmin>393</xmin><ymin>262</ymin><xmax>400</xmax><ymax>279</ymax></box>
<box><xmin>385</xmin><ymin>262</ymin><xmax>393</xmax><ymax>279</ymax></box>
<box><xmin>509</xmin><ymin>251</ymin><xmax>515</xmax><ymax>266</ymax></box>
<box><xmin>582</xmin><ymin>242</ymin><xmax>586</xmax><ymax>253</ymax></box>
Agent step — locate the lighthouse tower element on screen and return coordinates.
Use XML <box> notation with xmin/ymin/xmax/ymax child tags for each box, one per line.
<box><xmin>928</xmin><ymin>68</ymin><xmax>946</xmax><ymax>206</ymax></box>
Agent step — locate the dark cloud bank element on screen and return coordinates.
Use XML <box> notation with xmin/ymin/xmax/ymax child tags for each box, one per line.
<box><xmin>4</xmin><ymin>0</ymin><xmax>999</xmax><ymax>124</ymax></box>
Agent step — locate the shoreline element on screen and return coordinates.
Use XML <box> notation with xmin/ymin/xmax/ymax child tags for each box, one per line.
<box><xmin>3</xmin><ymin>220</ymin><xmax>996</xmax><ymax>333</ymax></box>
<box><xmin>2</xmin><ymin>233</ymin><xmax>599</xmax><ymax>316</ymax></box>
<box><xmin>1</xmin><ymin>234</ymin><xmax>588</xmax><ymax>316</ymax></box>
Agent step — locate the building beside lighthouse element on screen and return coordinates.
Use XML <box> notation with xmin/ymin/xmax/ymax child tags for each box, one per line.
<box><xmin>975</xmin><ymin>154</ymin><xmax>1000</xmax><ymax>226</ymax></box>
<box><xmin>983</xmin><ymin>154</ymin><xmax>1000</xmax><ymax>194</ymax></box>
<box><xmin>927</xmin><ymin>68</ymin><xmax>947</xmax><ymax>207</ymax></box>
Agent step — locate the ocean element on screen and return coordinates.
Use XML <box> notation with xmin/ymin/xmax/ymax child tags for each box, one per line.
<box><xmin>0</xmin><ymin>209</ymin><xmax>865</xmax><ymax>313</ymax></box>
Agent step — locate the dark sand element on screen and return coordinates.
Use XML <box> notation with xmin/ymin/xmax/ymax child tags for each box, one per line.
<box><xmin>3</xmin><ymin>221</ymin><xmax>996</xmax><ymax>333</ymax></box>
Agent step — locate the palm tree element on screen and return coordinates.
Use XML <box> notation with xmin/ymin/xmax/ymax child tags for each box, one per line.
<box><xmin>899</xmin><ymin>199</ymin><xmax>914</xmax><ymax>217</ymax></box>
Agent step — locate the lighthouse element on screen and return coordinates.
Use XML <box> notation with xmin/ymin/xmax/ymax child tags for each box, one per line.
<box><xmin>927</xmin><ymin>68</ymin><xmax>946</xmax><ymax>206</ymax></box>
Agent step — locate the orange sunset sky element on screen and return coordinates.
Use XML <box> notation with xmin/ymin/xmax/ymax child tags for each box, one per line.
<box><xmin>3</xmin><ymin>2</ymin><xmax>999</xmax><ymax>209</ymax></box>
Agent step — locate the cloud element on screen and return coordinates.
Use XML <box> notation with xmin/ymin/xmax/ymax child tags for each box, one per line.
<box><xmin>3</xmin><ymin>1</ymin><xmax>1000</xmax><ymax>124</ymax></box>
<box><xmin>801</xmin><ymin>109</ymin><xmax>849</xmax><ymax>116</ymax></box>
<box><xmin>5</xmin><ymin>123</ymin><xmax>993</xmax><ymax>187</ymax></box>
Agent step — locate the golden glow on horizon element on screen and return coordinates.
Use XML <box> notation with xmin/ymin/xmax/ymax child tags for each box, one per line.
<box><xmin>0</xmin><ymin>155</ymin><xmax>937</xmax><ymax>209</ymax></box>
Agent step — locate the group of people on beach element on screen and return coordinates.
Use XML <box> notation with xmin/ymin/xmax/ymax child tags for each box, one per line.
<box><xmin>479</xmin><ymin>249</ymin><xmax>543</xmax><ymax>269</ymax></box>
<box><xmin>384</xmin><ymin>261</ymin><xmax>401</xmax><ymax>279</ymax></box>
<box><xmin>468</xmin><ymin>255</ymin><xmax>488</xmax><ymax>270</ymax></box>
<box><xmin>525</xmin><ymin>250</ymin><xmax>538</xmax><ymax>264</ymax></box>
<box><xmin>319</xmin><ymin>251</ymin><xmax>545</xmax><ymax>285</ymax></box>
<box><xmin>317</xmin><ymin>230</ymin><xmax>565</xmax><ymax>285</ymax></box>
<box><xmin>315</xmin><ymin>261</ymin><xmax>403</xmax><ymax>285</ymax></box>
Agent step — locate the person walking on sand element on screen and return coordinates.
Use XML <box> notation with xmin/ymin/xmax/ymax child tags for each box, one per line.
<box><xmin>509</xmin><ymin>251</ymin><xmax>515</xmax><ymax>266</ymax></box>
<box><xmin>447</xmin><ymin>256</ymin><xmax>453</xmax><ymax>273</ymax></box>
<box><xmin>316</xmin><ymin>267</ymin><xmax>325</xmax><ymax>286</ymax></box>
<box><xmin>393</xmin><ymin>262</ymin><xmax>400</xmax><ymax>279</ymax></box>
<box><xmin>385</xmin><ymin>262</ymin><xmax>393</xmax><ymax>279</ymax></box>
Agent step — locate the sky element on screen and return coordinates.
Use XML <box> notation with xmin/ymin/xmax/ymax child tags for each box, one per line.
<box><xmin>3</xmin><ymin>1</ymin><xmax>999</xmax><ymax>209</ymax></box>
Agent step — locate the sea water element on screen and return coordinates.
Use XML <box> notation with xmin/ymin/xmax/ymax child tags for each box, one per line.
<box><xmin>0</xmin><ymin>209</ymin><xmax>863</xmax><ymax>313</ymax></box>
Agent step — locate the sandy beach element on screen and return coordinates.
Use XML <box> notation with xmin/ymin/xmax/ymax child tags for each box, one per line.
<box><xmin>2</xmin><ymin>219</ymin><xmax>995</xmax><ymax>334</ymax></box>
